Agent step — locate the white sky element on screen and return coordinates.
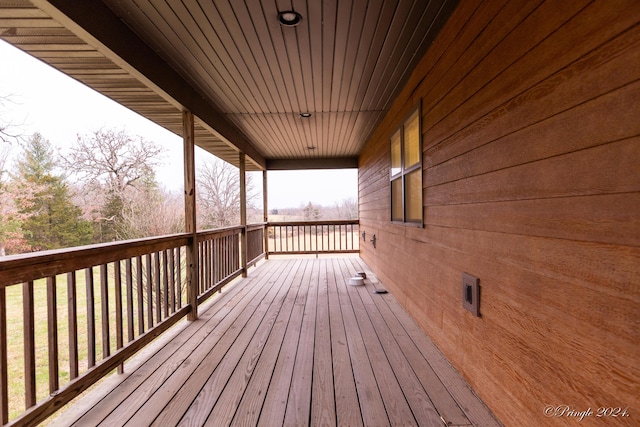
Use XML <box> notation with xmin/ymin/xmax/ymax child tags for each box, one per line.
<box><xmin>0</xmin><ymin>40</ymin><xmax>358</xmax><ymax>209</ymax></box>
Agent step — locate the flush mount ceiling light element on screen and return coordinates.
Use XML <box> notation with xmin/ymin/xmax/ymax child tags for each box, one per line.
<box><xmin>299</xmin><ymin>112</ymin><xmax>312</xmax><ymax>118</ymax></box>
<box><xmin>278</xmin><ymin>11</ymin><xmax>302</xmax><ymax>26</ymax></box>
<box><xmin>307</xmin><ymin>145</ymin><xmax>316</xmax><ymax>150</ymax></box>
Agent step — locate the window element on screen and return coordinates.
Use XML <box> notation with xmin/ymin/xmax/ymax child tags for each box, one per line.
<box><xmin>390</xmin><ymin>105</ymin><xmax>422</xmax><ymax>225</ymax></box>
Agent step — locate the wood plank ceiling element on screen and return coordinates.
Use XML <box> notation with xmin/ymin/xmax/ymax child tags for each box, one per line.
<box><xmin>0</xmin><ymin>0</ymin><xmax>458</xmax><ymax>171</ymax></box>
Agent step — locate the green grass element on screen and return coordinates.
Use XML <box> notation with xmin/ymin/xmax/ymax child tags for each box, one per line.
<box><xmin>7</xmin><ymin>271</ymin><xmax>106</xmax><ymax>420</ymax></box>
<box><xmin>5</xmin><ymin>258</ymin><xmax>188</xmax><ymax>422</ymax></box>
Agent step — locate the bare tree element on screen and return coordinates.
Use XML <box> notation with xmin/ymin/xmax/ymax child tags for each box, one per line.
<box><xmin>196</xmin><ymin>157</ymin><xmax>258</xmax><ymax>229</ymax></box>
<box><xmin>62</xmin><ymin>128</ymin><xmax>166</xmax><ymax>241</ymax></box>
<box><xmin>334</xmin><ymin>197</ymin><xmax>358</xmax><ymax>219</ymax></box>
<box><xmin>302</xmin><ymin>201</ymin><xmax>320</xmax><ymax>220</ymax></box>
<box><xmin>0</xmin><ymin>93</ymin><xmax>22</xmax><ymax>144</ymax></box>
<box><xmin>63</xmin><ymin>128</ymin><xmax>164</xmax><ymax>194</ymax></box>
<box><xmin>120</xmin><ymin>186</ymin><xmax>184</xmax><ymax>239</ymax></box>
<box><xmin>0</xmin><ymin>143</ymin><xmax>10</xmax><ymax>182</ymax></box>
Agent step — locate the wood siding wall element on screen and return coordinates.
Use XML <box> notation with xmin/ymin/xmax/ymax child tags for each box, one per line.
<box><xmin>358</xmin><ymin>1</ymin><xmax>640</xmax><ymax>426</ymax></box>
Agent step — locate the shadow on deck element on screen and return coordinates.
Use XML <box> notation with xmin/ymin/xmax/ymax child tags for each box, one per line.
<box><xmin>49</xmin><ymin>256</ymin><xmax>500</xmax><ymax>426</ymax></box>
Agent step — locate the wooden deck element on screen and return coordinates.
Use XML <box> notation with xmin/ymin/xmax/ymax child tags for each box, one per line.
<box><xmin>49</xmin><ymin>257</ymin><xmax>500</xmax><ymax>427</ymax></box>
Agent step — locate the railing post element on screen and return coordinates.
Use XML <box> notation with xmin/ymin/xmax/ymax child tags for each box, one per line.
<box><xmin>240</xmin><ymin>152</ymin><xmax>248</xmax><ymax>277</ymax></box>
<box><xmin>183</xmin><ymin>111</ymin><xmax>198</xmax><ymax>321</ymax></box>
<box><xmin>263</xmin><ymin>170</ymin><xmax>269</xmax><ymax>259</ymax></box>
<box><xmin>0</xmin><ymin>287</ymin><xmax>6</xmax><ymax>425</ymax></box>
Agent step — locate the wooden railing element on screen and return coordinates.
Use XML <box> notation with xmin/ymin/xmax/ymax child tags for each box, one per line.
<box><xmin>267</xmin><ymin>220</ymin><xmax>360</xmax><ymax>255</ymax></box>
<box><xmin>0</xmin><ymin>220</ymin><xmax>357</xmax><ymax>425</ymax></box>
<box><xmin>197</xmin><ymin>226</ymin><xmax>242</xmax><ymax>304</ymax></box>
<box><xmin>246</xmin><ymin>224</ymin><xmax>267</xmax><ymax>266</ymax></box>
<box><xmin>0</xmin><ymin>224</ymin><xmax>266</xmax><ymax>426</ymax></box>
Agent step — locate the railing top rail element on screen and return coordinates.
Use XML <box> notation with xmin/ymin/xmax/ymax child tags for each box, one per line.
<box><xmin>197</xmin><ymin>223</ymin><xmax>268</xmax><ymax>240</ymax></box>
<box><xmin>0</xmin><ymin>221</ymin><xmax>362</xmax><ymax>287</ymax></box>
<box><xmin>197</xmin><ymin>225</ymin><xmax>244</xmax><ymax>240</ymax></box>
<box><xmin>267</xmin><ymin>219</ymin><xmax>359</xmax><ymax>227</ymax></box>
<box><xmin>246</xmin><ymin>223</ymin><xmax>267</xmax><ymax>231</ymax></box>
<box><xmin>0</xmin><ymin>233</ymin><xmax>191</xmax><ymax>288</ymax></box>
<box><xmin>0</xmin><ymin>224</ymin><xmax>271</xmax><ymax>288</ymax></box>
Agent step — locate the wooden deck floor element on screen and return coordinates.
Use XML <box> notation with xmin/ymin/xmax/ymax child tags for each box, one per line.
<box><xmin>50</xmin><ymin>256</ymin><xmax>500</xmax><ymax>427</ymax></box>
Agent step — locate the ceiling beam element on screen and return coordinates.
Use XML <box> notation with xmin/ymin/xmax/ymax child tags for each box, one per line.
<box><xmin>266</xmin><ymin>157</ymin><xmax>359</xmax><ymax>171</ymax></box>
<box><xmin>32</xmin><ymin>0</ymin><xmax>266</xmax><ymax>169</ymax></box>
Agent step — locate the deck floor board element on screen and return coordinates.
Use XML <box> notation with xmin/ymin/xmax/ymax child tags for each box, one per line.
<box><xmin>50</xmin><ymin>257</ymin><xmax>500</xmax><ymax>427</ymax></box>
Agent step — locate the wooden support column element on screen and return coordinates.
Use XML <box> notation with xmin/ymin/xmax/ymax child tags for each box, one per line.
<box><xmin>183</xmin><ymin>111</ymin><xmax>198</xmax><ymax>321</ymax></box>
<box><xmin>240</xmin><ymin>152</ymin><xmax>248</xmax><ymax>277</ymax></box>
<box><xmin>263</xmin><ymin>170</ymin><xmax>269</xmax><ymax>259</ymax></box>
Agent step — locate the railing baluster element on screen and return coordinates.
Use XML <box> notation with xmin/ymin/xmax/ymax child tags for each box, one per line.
<box><xmin>198</xmin><ymin>241</ymin><xmax>203</xmax><ymax>295</ymax></box>
<box><xmin>232</xmin><ymin>235</ymin><xmax>236</xmax><ymax>275</ymax></box>
<box><xmin>201</xmin><ymin>240</ymin><xmax>206</xmax><ymax>292</ymax></box>
<box><xmin>229</xmin><ymin>236</ymin><xmax>233</xmax><ymax>277</ymax></box>
<box><xmin>221</xmin><ymin>237</ymin><xmax>226</xmax><ymax>282</ymax></box>
<box><xmin>206</xmin><ymin>239</ymin><xmax>211</xmax><ymax>292</ymax></box>
<box><xmin>219</xmin><ymin>237</ymin><xmax>223</xmax><ymax>282</ymax></box>
<box><xmin>218</xmin><ymin>236</ymin><xmax>222</xmax><ymax>283</ymax></box>
<box><xmin>0</xmin><ymin>286</ymin><xmax>7</xmax><ymax>425</ymax></box>
<box><xmin>214</xmin><ymin>237</ymin><xmax>219</xmax><ymax>284</ymax></box>
<box><xmin>208</xmin><ymin>239</ymin><xmax>213</xmax><ymax>288</ymax></box>
<box><xmin>126</xmin><ymin>259</ymin><xmax>134</xmax><ymax>342</ymax></box>
<box><xmin>114</xmin><ymin>261</ymin><xmax>124</xmax><ymax>374</ymax></box>
<box><xmin>154</xmin><ymin>252</ymin><xmax>161</xmax><ymax>324</ymax></box>
<box><xmin>46</xmin><ymin>276</ymin><xmax>59</xmax><ymax>393</ymax></box>
<box><xmin>176</xmin><ymin>249</ymin><xmax>182</xmax><ymax>309</ymax></box>
<box><xmin>225</xmin><ymin>236</ymin><xmax>230</xmax><ymax>276</ymax></box>
<box><xmin>145</xmin><ymin>253</ymin><xmax>153</xmax><ymax>329</ymax></box>
<box><xmin>169</xmin><ymin>249</ymin><xmax>175</xmax><ymax>314</ymax></box>
<box><xmin>354</xmin><ymin>224</ymin><xmax>357</xmax><ymax>250</ymax></box>
<box><xmin>216</xmin><ymin>238</ymin><xmax>220</xmax><ymax>285</ymax></box>
<box><xmin>213</xmin><ymin>238</ymin><xmax>218</xmax><ymax>284</ymax></box>
<box><xmin>323</xmin><ymin>225</ymin><xmax>326</xmax><ymax>251</ymax></box>
<box><xmin>226</xmin><ymin>236</ymin><xmax>230</xmax><ymax>281</ymax></box>
<box><xmin>23</xmin><ymin>281</ymin><xmax>36</xmax><ymax>408</ymax></box>
<box><xmin>198</xmin><ymin>240</ymin><xmax>212</xmax><ymax>294</ymax></box>
<box><xmin>235</xmin><ymin>234</ymin><xmax>240</xmax><ymax>271</ymax></box>
<box><xmin>67</xmin><ymin>272</ymin><xmax>79</xmax><ymax>379</ymax></box>
<box><xmin>225</xmin><ymin>236</ymin><xmax>229</xmax><ymax>277</ymax></box>
<box><xmin>162</xmin><ymin>250</ymin><xmax>169</xmax><ymax>319</ymax></box>
<box><xmin>223</xmin><ymin>236</ymin><xmax>228</xmax><ymax>279</ymax></box>
<box><xmin>85</xmin><ymin>267</ymin><xmax>96</xmax><ymax>369</ymax></box>
<box><xmin>100</xmin><ymin>264</ymin><xmax>110</xmax><ymax>358</ymax></box>
<box><xmin>206</xmin><ymin>238</ymin><xmax>210</xmax><ymax>286</ymax></box>
<box><xmin>350</xmin><ymin>224</ymin><xmax>354</xmax><ymax>250</ymax></box>
<box><xmin>214</xmin><ymin>238</ymin><xmax>218</xmax><ymax>284</ymax></box>
<box><xmin>136</xmin><ymin>256</ymin><xmax>145</xmax><ymax>335</ymax></box>
<box><xmin>324</xmin><ymin>225</ymin><xmax>328</xmax><ymax>251</ymax></box>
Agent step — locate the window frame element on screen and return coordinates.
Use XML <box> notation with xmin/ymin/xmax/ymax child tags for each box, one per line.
<box><xmin>390</xmin><ymin>103</ymin><xmax>423</xmax><ymax>227</ymax></box>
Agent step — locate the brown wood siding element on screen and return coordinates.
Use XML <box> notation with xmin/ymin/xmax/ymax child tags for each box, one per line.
<box><xmin>358</xmin><ymin>0</ymin><xmax>640</xmax><ymax>426</ymax></box>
